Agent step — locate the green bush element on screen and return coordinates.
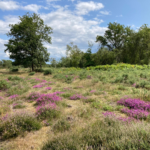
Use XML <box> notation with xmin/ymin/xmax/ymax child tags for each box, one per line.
<box><xmin>10</xmin><ymin>68</ymin><xmax>18</xmax><ymax>72</ymax></box>
<box><xmin>53</xmin><ymin>119</ymin><xmax>70</xmax><ymax>132</ymax></box>
<box><xmin>65</xmin><ymin>76</ymin><xmax>73</xmax><ymax>84</ymax></box>
<box><xmin>0</xmin><ymin>111</ymin><xmax>41</xmax><ymax>140</ymax></box>
<box><xmin>35</xmin><ymin>68</ymin><xmax>44</xmax><ymax>72</ymax></box>
<box><xmin>79</xmin><ymin>71</ymin><xmax>87</xmax><ymax>80</ymax></box>
<box><xmin>44</xmin><ymin>69</ymin><xmax>52</xmax><ymax>75</ymax></box>
<box><xmin>36</xmin><ymin>105</ymin><xmax>60</xmax><ymax>120</ymax></box>
<box><xmin>0</xmin><ymin>80</ymin><xmax>10</xmax><ymax>90</ymax></box>
<box><xmin>29</xmin><ymin>72</ymin><xmax>35</xmax><ymax>76</ymax></box>
<box><xmin>8</xmin><ymin>76</ymin><xmax>22</xmax><ymax>81</ymax></box>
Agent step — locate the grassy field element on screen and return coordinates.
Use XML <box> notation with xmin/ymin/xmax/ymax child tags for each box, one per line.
<box><xmin>1</xmin><ymin>66</ymin><xmax>150</xmax><ymax>149</ymax></box>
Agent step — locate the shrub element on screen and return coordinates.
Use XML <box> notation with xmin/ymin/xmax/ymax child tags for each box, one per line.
<box><xmin>61</xmin><ymin>93</ymin><xmax>72</xmax><ymax>98</ymax></box>
<box><xmin>35</xmin><ymin>93</ymin><xmax>61</xmax><ymax>105</ymax></box>
<box><xmin>29</xmin><ymin>72</ymin><xmax>35</xmax><ymax>76</ymax></box>
<box><xmin>65</xmin><ymin>76</ymin><xmax>73</xmax><ymax>84</ymax></box>
<box><xmin>28</xmin><ymin>92</ymin><xmax>41</xmax><ymax>101</ymax></box>
<box><xmin>7</xmin><ymin>84</ymin><xmax>29</xmax><ymax>96</ymax></box>
<box><xmin>79</xmin><ymin>71</ymin><xmax>87</xmax><ymax>80</ymax></box>
<box><xmin>121</xmin><ymin>108</ymin><xmax>149</xmax><ymax>119</ymax></box>
<box><xmin>0</xmin><ymin>111</ymin><xmax>41</xmax><ymax>140</ymax></box>
<box><xmin>35</xmin><ymin>68</ymin><xmax>44</xmax><ymax>72</ymax></box>
<box><xmin>0</xmin><ymin>80</ymin><xmax>10</xmax><ymax>90</ymax></box>
<box><xmin>44</xmin><ymin>69</ymin><xmax>52</xmax><ymax>75</ymax></box>
<box><xmin>0</xmin><ymin>104</ymin><xmax>10</xmax><ymax>115</ymax></box>
<box><xmin>12</xmin><ymin>101</ymin><xmax>26</xmax><ymax>109</ymax></box>
<box><xmin>10</xmin><ymin>68</ymin><xmax>18</xmax><ymax>72</ymax></box>
<box><xmin>36</xmin><ymin>104</ymin><xmax>60</xmax><ymax>120</ymax></box>
<box><xmin>8</xmin><ymin>76</ymin><xmax>22</xmax><ymax>81</ymax></box>
<box><xmin>70</xmin><ymin>94</ymin><xmax>86</xmax><ymax>100</ymax></box>
<box><xmin>42</xmin><ymin>116</ymin><xmax>150</xmax><ymax>150</ymax></box>
<box><xmin>53</xmin><ymin>119</ymin><xmax>70</xmax><ymax>132</ymax></box>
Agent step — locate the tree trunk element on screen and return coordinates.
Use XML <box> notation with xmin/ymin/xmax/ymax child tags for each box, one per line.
<box><xmin>32</xmin><ymin>62</ymin><xmax>34</xmax><ymax>71</ymax></box>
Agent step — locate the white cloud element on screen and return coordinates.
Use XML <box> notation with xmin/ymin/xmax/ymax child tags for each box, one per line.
<box><xmin>0</xmin><ymin>3</ymin><xmax>107</xmax><ymax>59</ymax></box>
<box><xmin>0</xmin><ymin>15</ymin><xmax>19</xmax><ymax>34</ymax></box>
<box><xmin>40</xmin><ymin>8</ymin><xmax>107</xmax><ymax>58</ymax></box>
<box><xmin>0</xmin><ymin>0</ymin><xmax>19</xmax><ymax>10</ymax></box>
<box><xmin>75</xmin><ymin>1</ymin><xmax>104</xmax><ymax>15</ymax></box>
<box><xmin>22</xmin><ymin>4</ymin><xmax>43</xmax><ymax>13</ymax></box>
<box><xmin>0</xmin><ymin>0</ymin><xmax>47</xmax><ymax>12</ymax></box>
<box><xmin>0</xmin><ymin>38</ymin><xmax>9</xmax><ymax>58</ymax></box>
<box><xmin>100</xmin><ymin>11</ymin><xmax>110</xmax><ymax>15</ymax></box>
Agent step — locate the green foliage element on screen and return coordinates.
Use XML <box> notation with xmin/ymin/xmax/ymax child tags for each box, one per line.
<box><xmin>29</xmin><ymin>72</ymin><xmax>35</xmax><ymax>76</ymax></box>
<box><xmin>10</xmin><ymin>67</ymin><xmax>18</xmax><ymax>72</ymax></box>
<box><xmin>65</xmin><ymin>76</ymin><xmax>73</xmax><ymax>84</ymax></box>
<box><xmin>0</xmin><ymin>80</ymin><xmax>10</xmax><ymax>90</ymax></box>
<box><xmin>53</xmin><ymin>119</ymin><xmax>70</xmax><ymax>132</ymax></box>
<box><xmin>61</xmin><ymin>93</ymin><xmax>72</xmax><ymax>98</ymax></box>
<box><xmin>44</xmin><ymin>69</ymin><xmax>52</xmax><ymax>75</ymax></box>
<box><xmin>4</xmin><ymin>12</ymin><xmax>53</xmax><ymax>71</ymax></box>
<box><xmin>42</xmin><ymin>116</ymin><xmax>150</xmax><ymax>150</ymax></box>
<box><xmin>79</xmin><ymin>71</ymin><xmax>87</xmax><ymax>80</ymax></box>
<box><xmin>0</xmin><ymin>112</ymin><xmax>41</xmax><ymax>140</ymax></box>
<box><xmin>8</xmin><ymin>76</ymin><xmax>22</xmax><ymax>81</ymax></box>
<box><xmin>35</xmin><ymin>68</ymin><xmax>44</xmax><ymax>72</ymax></box>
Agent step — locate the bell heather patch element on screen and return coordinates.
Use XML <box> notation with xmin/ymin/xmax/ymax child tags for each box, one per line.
<box><xmin>45</xmin><ymin>87</ymin><xmax>52</xmax><ymax>90</ymax></box>
<box><xmin>9</xmin><ymin>94</ymin><xmax>18</xmax><ymax>99</ymax></box>
<box><xmin>70</xmin><ymin>94</ymin><xmax>87</xmax><ymax>100</ymax></box>
<box><xmin>121</xmin><ymin>108</ymin><xmax>149</xmax><ymax>119</ymax></box>
<box><xmin>117</xmin><ymin>98</ymin><xmax>150</xmax><ymax>111</ymax></box>
<box><xmin>36</xmin><ymin>93</ymin><xmax>61</xmax><ymax>105</ymax></box>
<box><xmin>36</xmin><ymin>103</ymin><xmax>60</xmax><ymax>120</ymax></box>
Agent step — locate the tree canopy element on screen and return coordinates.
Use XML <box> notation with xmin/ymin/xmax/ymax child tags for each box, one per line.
<box><xmin>4</xmin><ymin>12</ymin><xmax>53</xmax><ymax>71</ymax></box>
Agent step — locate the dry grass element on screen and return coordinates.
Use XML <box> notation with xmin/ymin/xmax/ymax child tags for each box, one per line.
<box><xmin>1</xmin><ymin>68</ymin><xmax>150</xmax><ymax>150</ymax></box>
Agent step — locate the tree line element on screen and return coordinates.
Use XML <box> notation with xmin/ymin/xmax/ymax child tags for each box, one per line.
<box><xmin>57</xmin><ymin>22</ymin><xmax>150</xmax><ymax>68</ymax></box>
<box><xmin>2</xmin><ymin>12</ymin><xmax>150</xmax><ymax>70</ymax></box>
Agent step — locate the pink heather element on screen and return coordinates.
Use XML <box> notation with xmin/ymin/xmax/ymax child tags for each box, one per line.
<box><xmin>90</xmin><ymin>90</ymin><xmax>96</xmax><ymax>93</ymax></box>
<box><xmin>45</xmin><ymin>87</ymin><xmax>52</xmax><ymax>90</ymax></box>
<box><xmin>9</xmin><ymin>94</ymin><xmax>18</xmax><ymax>99</ymax></box>
<box><xmin>70</xmin><ymin>94</ymin><xmax>87</xmax><ymax>100</ymax></box>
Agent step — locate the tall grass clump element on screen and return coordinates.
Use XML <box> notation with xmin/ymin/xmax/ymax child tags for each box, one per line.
<box><xmin>42</xmin><ymin>114</ymin><xmax>150</xmax><ymax>150</ymax></box>
<box><xmin>0</xmin><ymin>80</ymin><xmax>10</xmax><ymax>90</ymax></box>
<box><xmin>0</xmin><ymin>111</ymin><xmax>41</xmax><ymax>140</ymax></box>
<box><xmin>53</xmin><ymin>119</ymin><xmax>70</xmax><ymax>133</ymax></box>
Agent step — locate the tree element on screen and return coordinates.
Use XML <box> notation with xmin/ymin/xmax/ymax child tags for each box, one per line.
<box><xmin>50</xmin><ymin>58</ymin><xmax>57</xmax><ymax>68</ymax></box>
<box><xmin>96</xmin><ymin>22</ymin><xmax>133</xmax><ymax>50</ymax></box>
<box><xmin>66</xmin><ymin>42</ymin><xmax>83</xmax><ymax>67</ymax></box>
<box><xmin>4</xmin><ymin>12</ymin><xmax>53</xmax><ymax>71</ymax></box>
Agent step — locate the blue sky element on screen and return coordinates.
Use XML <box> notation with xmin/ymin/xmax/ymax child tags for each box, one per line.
<box><xmin>0</xmin><ymin>0</ymin><xmax>150</xmax><ymax>61</ymax></box>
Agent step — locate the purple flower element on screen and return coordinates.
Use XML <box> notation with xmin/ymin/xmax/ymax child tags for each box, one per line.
<box><xmin>90</xmin><ymin>90</ymin><xmax>96</xmax><ymax>93</ymax></box>
<box><xmin>45</xmin><ymin>87</ymin><xmax>52</xmax><ymax>90</ymax></box>
<box><xmin>121</xmin><ymin>108</ymin><xmax>149</xmax><ymax>119</ymax></box>
<box><xmin>9</xmin><ymin>94</ymin><xmax>18</xmax><ymax>99</ymax></box>
<box><xmin>70</xmin><ymin>94</ymin><xmax>86</xmax><ymax>100</ymax></box>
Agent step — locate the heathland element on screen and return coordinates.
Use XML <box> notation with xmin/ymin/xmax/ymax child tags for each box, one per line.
<box><xmin>1</xmin><ymin>64</ymin><xmax>150</xmax><ymax>149</ymax></box>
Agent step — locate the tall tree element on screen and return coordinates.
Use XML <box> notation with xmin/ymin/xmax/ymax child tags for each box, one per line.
<box><xmin>96</xmin><ymin>22</ymin><xmax>133</xmax><ymax>62</ymax></box>
<box><xmin>4</xmin><ymin>12</ymin><xmax>53</xmax><ymax>71</ymax></box>
<box><xmin>66</xmin><ymin>42</ymin><xmax>83</xmax><ymax>67</ymax></box>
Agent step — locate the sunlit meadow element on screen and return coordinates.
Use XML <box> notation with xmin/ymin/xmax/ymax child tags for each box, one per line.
<box><xmin>1</xmin><ymin>64</ymin><xmax>150</xmax><ymax>149</ymax></box>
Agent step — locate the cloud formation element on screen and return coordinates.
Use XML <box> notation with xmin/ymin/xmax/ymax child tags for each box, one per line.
<box><xmin>75</xmin><ymin>1</ymin><xmax>104</xmax><ymax>15</ymax></box>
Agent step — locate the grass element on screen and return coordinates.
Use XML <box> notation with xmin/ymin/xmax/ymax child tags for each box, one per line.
<box><xmin>1</xmin><ymin>67</ymin><xmax>150</xmax><ymax>149</ymax></box>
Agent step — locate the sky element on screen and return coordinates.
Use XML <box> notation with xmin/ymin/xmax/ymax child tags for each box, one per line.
<box><xmin>0</xmin><ymin>0</ymin><xmax>150</xmax><ymax>62</ymax></box>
